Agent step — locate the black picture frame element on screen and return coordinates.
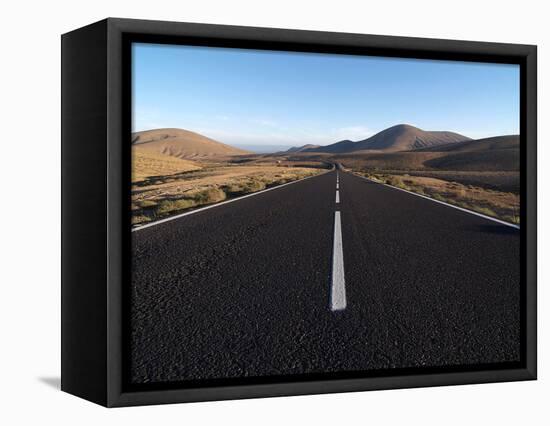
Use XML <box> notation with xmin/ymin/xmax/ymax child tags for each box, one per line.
<box><xmin>61</xmin><ymin>17</ymin><xmax>537</xmax><ymax>407</ymax></box>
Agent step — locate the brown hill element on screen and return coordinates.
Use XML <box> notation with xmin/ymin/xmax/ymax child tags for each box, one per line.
<box><xmin>357</xmin><ymin>124</ymin><xmax>470</xmax><ymax>152</ymax></box>
<box><xmin>285</xmin><ymin>144</ymin><xmax>322</xmax><ymax>153</ymax></box>
<box><xmin>422</xmin><ymin>135</ymin><xmax>519</xmax><ymax>171</ymax></box>
<box><xmin>333</xmin><ymin>135</ymin><xmax>520</xmax><ymax>172</ymax></box>
<box><xmin>415</xmin><ymin>135</ymin><xmax>519</xmax><ymax>152</ymax></box>
<box><xmin>425</xmin><ymin>150</ymin><xmax>519</xmax><ymax>171</ymax></box>
<box><xmin>132</xmin><ymin>128</ymin><xmax>251</xmax><ymax>159</ymax></box>
<box><xmin>334</xmin><ymin>152</ymin><xmax>443</xmax><ymax>171</ymax></box>
<box><xmin>132</xmin><ymin>147</ymin><xmax>201</xmax><ymax>182</ymax></box>
<box><xmin>306</xmin><ymin>124</ymin><xmax>470</xmax><ymax>154</ymax></box>
<box><xmin>306</xmin><ymin>140</ymin><xmax>356</xmax><ymax>154</ymax></box>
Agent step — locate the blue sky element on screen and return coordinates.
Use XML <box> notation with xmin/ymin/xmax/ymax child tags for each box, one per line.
<box><xmin>132</xmin><ymin>43</ymin><xmax>519</xmax><ymax>149</ymax></box>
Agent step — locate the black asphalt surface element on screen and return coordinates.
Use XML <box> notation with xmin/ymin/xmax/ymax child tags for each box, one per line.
<box><xmin>131</xmin><ymin>169</ymin><xmax>520</xmax><ymax>384</ymax></box>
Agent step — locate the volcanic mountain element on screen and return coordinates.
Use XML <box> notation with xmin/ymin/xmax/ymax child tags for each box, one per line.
<box><xmin>306</xmin><ymin>124</ymin><xmax>471</xmax><ymax>153</ymax></box>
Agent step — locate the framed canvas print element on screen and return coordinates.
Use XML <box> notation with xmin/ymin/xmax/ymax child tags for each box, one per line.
<box><xmin>61</xmin><ymin>18</ymin><xmax>537</xmax><ymax>407</ymax></box>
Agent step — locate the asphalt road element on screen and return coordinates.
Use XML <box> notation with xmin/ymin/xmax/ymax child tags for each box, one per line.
<box><xmin>131</xmin><ymin>169</ymin><xmax>521</xmax><ymax>384</ymax></box>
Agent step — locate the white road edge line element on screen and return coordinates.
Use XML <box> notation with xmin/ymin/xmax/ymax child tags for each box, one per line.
<box><xmin>356</xmin><ymin>174</ymin><xmax>520</xmax><ymax>230</ymax></box>
<box><xmin>132</xmin><ymin>169</ymin><xmax>331</xmax><ymax>232</ymax></box>
<box><xmin>336</xmin><ymin>183</ymin><xmax>339</xmax><ymax>189</ymax></box>
<box><xmin>335</xmin><ymin>190</ymin><xmax>340</xmax><ymax>203</ymax></box>
<box><xmin>331</xmin><ymin>211</ymin><xmax>347</xmax><ymax>311</ymax></box>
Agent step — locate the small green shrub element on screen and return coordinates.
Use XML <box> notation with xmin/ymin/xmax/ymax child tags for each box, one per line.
<box><xmin>193</xmin><ymin>187</ymin><xmax>226</xmax><ymax>204</ymax></box>
<box><xmin>132</xmin><ymin>215</ymin><xmax>151</xmax><ymax>225</ymax></box>
<box><xmin>138</xmin><ymin>200</ymin><xmax>157</xmax><ymax>208</ymax></box>
<box><xmin>475</xmin><ymin>206</ymin><xmax>497</xmax><ymax>217</ymax></box>
<box><xmin>156</xmin><ymin>199</ymin><xmax>196</xmax><ymax>215</ymax></box>
<box><xmin>241</xmin><ymin>179</ymin><xmax>266</xmax><ymax>194</ymax></box>
<box><xmin>503</xmin><ymin>215</ymin><xmax>520</xmax><ymax>224</ymax></box>
<box><xmin>223</xmin><ymin>184</ymin><xmax>245</xmax><ymax>196</ymax></box>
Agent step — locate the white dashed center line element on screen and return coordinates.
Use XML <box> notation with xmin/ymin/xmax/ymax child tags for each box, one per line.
<box><xmin>330</xmin><ymin>171</ymin><xmax>346</xmax><ymax>311</ymax></box>
<box><xmin>330</xmin><ymin>211</ymin><xmax>347</xmax><ymax>311</ymax></box>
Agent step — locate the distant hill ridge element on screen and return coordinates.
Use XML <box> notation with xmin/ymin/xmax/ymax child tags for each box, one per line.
<box><xmin>286</xmin><ymin>144</ymin><xmax>322</xmax><ymax>153</ymax></box>
<box><xmin>305</xmin><ymin>124</ymin><xmax>471</xmax><ymax>154</ymax></box>
<box><xmin>414</xmin><ymin>134</ymin><xmax>519</xmax><ymax>153</ymax></box>
<box><xmin>421</xmin><ymin>135</ymin><xmax>519</xmax><ymax>171</ymax></box>
<box><xmin>132</xmin><ymin>128</ymin><xmax>251</xmax><ymax>159</ymax></box>
<box><xmin>329</xmin><ymin>134</ymin><xmax>519</xmax><ymax>172</ymax></box>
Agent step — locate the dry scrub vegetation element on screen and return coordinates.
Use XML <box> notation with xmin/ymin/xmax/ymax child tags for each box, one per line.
<box><xmin>132</xmin><ymin>165</ymin><xmax>324</xmax><ymax>225</ymax></box>
<box><xmin>376</xmin><ymin>170</ymin><xmax>520</xmax><ymax>194</ymax></box>
<box><xmin>359</xmin><ymin>172</ymin><xmax>519</xmax><ymax>224</ymax></box>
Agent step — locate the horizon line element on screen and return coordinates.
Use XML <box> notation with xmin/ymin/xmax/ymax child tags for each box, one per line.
<box><xmin>131</xmin><ymin>123</ymin><xmax>520</xmax><ymax>149</ymax></box>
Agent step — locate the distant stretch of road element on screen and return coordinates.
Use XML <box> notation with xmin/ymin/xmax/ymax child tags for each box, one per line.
<box><xmin>131</xmin><ymin>168</ymin><xmax>520</xmax><ymax>384</ymax></box>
